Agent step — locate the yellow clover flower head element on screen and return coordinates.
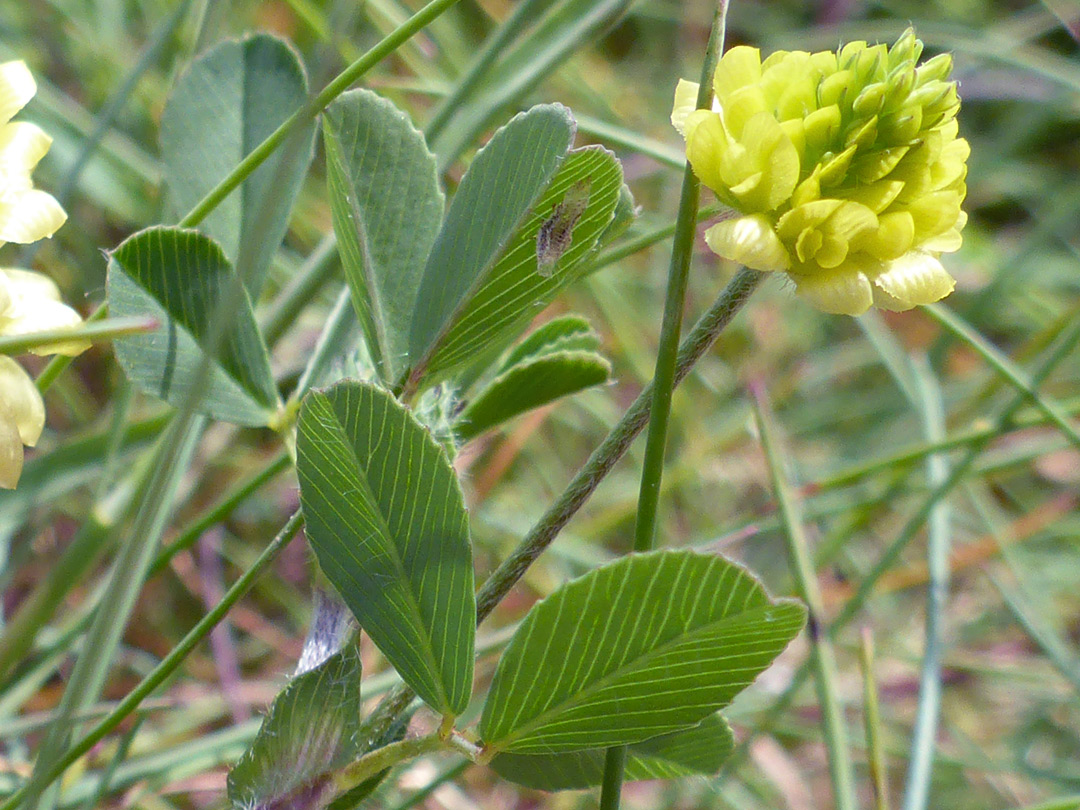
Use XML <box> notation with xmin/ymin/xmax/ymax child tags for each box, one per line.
<box><xmin>672</xmin><ymin>29</ymin><xmax>968</xmax><ymax>316</ymax></box>
<box><xmin>0</xmin><ymin>60</ymin><xmax>67</xmax><ymax>247</ymax></box>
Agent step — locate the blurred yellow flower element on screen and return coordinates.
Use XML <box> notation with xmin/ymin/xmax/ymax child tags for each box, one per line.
<box><xmin>0</xmin><ymin>61</ymin><xmax>82</xmax><ymax>488</ymax></box>
<box><xmin>0</xmin><ymin>268</ymin><xmax>87</xmax><ymax>489</ymax></box>
<box><xmin>0</xmin><ymin>60</ymin><xmax>67</xmax><ymax>247</ymax></box>
<box><xmin>672</xmin><ymin>29</ymin><xmax>968</xmax><ymax>316</ymax></box>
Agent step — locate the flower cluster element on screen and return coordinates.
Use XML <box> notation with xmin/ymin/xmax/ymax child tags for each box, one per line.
<box><xmin>672</xmin><ymin>29</ymin><xmax>968</xmax><ymax>315</ymax></box>
<box><xmin>0</xmin><ymin>60</ymin><xmax>84</xmax><ymax>489</ymax></box>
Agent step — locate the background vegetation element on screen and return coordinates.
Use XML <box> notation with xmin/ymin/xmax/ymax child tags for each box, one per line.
<box><xmin>1</xmin><ymin>0</ymin><xmax>1079</xmax><ymax>808</ymax></box>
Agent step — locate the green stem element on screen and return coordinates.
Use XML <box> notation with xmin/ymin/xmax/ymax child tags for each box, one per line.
<box><xmin>902</xmin><ymin>357</ymin><xmax>950</xmax><ymax>810</ymax></box>
<box><xmin>604</xmin><ymin>4</ymin><xmax>731</xmax><ymax>804</ymax></box>
<box><xmin>633</xmin><ymin>0</ymin><xmax>729</xmax><ymax>554</ymax></box>
<box><xmin>0</xmin><ymin>317</ymin><xmax>156</xmax><ymax>357</ymax></box>
<box><xmin>0</xmin><ymin>510</ymin><xmax>305</xmax><ymax>810</ymax></box>
<box><xmin>34</xmin><ymin>306</ymin><xmax>107</xmax><ymax>393</ymax></box>
<box><xmin>476</xmin><ymin>267</ymin><xmax>761</xmax><ymax>622</ymax></box>
<box><xmin>751</xmin><ymin>385</ymin><xmax>857</xmax><ymax>810</ymax></box>
<box><xmin>330</xmin><ymin>735</ymin><xmax>447</xmax><ymax>797</ymax></box>
<box><xmin>598</xmin><ymin>746</ymin><xmax>628</xmax><ymax>810</ymax></box>
<box><xmin>20</xmin><ymin>417</ymin><xmax>205</xmax><ymax>810</ymax></box>
<box><xmin>860</xmin><ymin>629</ymin><xmax>891</xmax><ymax>810</ymax></box>
<box><xmin>148</xmin><ymin>450</ymin><xmax>292</xmax><ymax>576</ymax></box>
<box><xmin>722</xmin><ymin>312</ymin><xmax>1080</xmax><ymax>778</ymax></box>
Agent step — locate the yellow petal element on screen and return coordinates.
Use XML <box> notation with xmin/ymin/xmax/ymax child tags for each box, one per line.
<box><xmin>795</xmin><ymin>228</ymin><xmax>824</xmax><ymax>263</ymax></box>
<box><xmin>853</xmin><ymin>210</ymin><xmax>915</xmax><ymax>260</ymax></box>
<box><xmin>0</xmin><ymin>413</ymin><xmax>23</xmax><ymax>489</ymax></box>
<box><xmin>0</xmin><ymin>273</ymin><xmax>10</xmax><ymax>314</ymax></box>
<box><xmin>0</xmin><ymin>189</ymin><xmax>67</xmax><ymax>244</ymax></box>
<box><xmin>738</xmin><ymin>112</ymin><xmax>800</xmax><ymax>211</ymax></box>
<box><xmin>722</xmin><ymin>85</ymin><xmax>768</xmax><ymax>138</ymax></box>
<box><xmin>916</xmin><ymin>53</ymin><xmax>952</xmax><ymax>85</ymax></box>
<box><xmin>902</xmin><ymin>189</ymin><xmax>963</xmax><ymax>238</ymax></box>
<box><xmin>930</xmin><ymin>137</ymin><xmax>970</xmax><ymax>190</ymax></box>
<box><xmin>704</xmin><ymin>214</ymin><xmax>790</xmax><ymax>272</ymax></box>
<box><xmin>835</xmin><ymin>178</ymin><xmax>904</xmax><ymax>213</ymax></box>
<box><xmin>713</xmin><ymin>46</ymin><xmax>762</xmax><ymax>100</ymax></box>
<box><xmin>843</xmin><ymin>115</ymin><xmax>878</xmax><ymax>149</ymax></box>
<box><xmin>779</xmin><ymin>118</ymin><xmax>807</xmax><ymax>162</ymax></box>
<box><xmin>792</xmin><ymin>267</ymin><xmax>874</xmax><ymax>315</ymax></box>
<box><xmin>802</xmin><ymin>105</ymin><xmax>841</xmax><ymax>158</ymax></box>
<box><xmin>684</xmin><ymin>111</ymin><xmax>732</xmax><ymax>198</ymax></box>
<box><xmin>777</xmin><ymin>199</ymin><xmax>843</xmax><ymax>241</ymax></box>
<box><xmin>819</xmin><ymin>69</ymin><xmax>854</xmax><ymax>108</ymax></box>
<box><xmin>814</xmin><ymin>235</ymin><xmax>849</xmax><ymax>268</ymax></box>
<box><xmin>825</xmin><ymin>200</ymin><xmax>879</xmax><ymax>242</ymax></box>
<box><xmin>2</xmin><ymin>268</ymin><xmax>61</xmax><ymax>302</ymax></box>
<box><xmin>0</xmin><ymin>269</ymin><xmax>88</xmax><ymax>355</ymax></box>
<box><xmin>851</xmin><ymin>145</ymin><xmax>910</xmax><ymax>184</ymax></box>
<box><xmin>791</xmin><ymin>167</ymin><xmax>821</xmax><ymax>208</ymax></box>
<box><xmin>0</xmin><ymin>121</ymin><xmax>52</xmax><ymax>175</ymax></box>
<box><xmin>0</xmin><ymin>300</ymin><xmax>88</xmax><ymax>356</ymax></box>
<box><xmin>818</xmin><ymin>144</ymin><xmax>858</xmax><ymax>187</ymax></box>
<box><xmin>0</xmin><ymin>61</ymin><xmax>36</xmax><ymax>127</ymax></box>
<box><xmin>871</xmin><ymin>250</ymin><xmax>956</xmax><ymax>310</ymax></box>
<box><xmin>920</xmin><ymin>227</ymin><xmax>963</xmax><ymax>253</ymax></box>
<box><xmin>671</xmin><ymin>79</ymin><xmax>700</xmax><ymax>137</ymax></box>
<box><xmin>0</xmin><ymin>355</ymin><xmax>45</xmax><ymax>446</ymax></box>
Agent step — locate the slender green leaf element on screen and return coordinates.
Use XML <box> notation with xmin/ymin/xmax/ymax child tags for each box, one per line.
<box><xmin>408</xmin><ymin>104</ymin><xmax>575</xmax><ymax>380</ymax></box>
<box><xmin>227</xmin><ymin>649</ymin><xmax>363</xmax><ymax>810</ymax></box>
<box><xmin>324</xmin><ymin>89</ymin><xmax>444</xmax><ymax>383</ymax></box>
<box><xmin>458</xmin><ymin>349</ymin><xmax>610</xmax><ymax>440</ymax></box>
<box><xmin>295</xmin><ymin>381</ymin><xmax>475</xmax><ymax>716</ymax></box>
<box><xmin>498</xmin><ymin>314</ymin><xmax>600</xmax><ymax>371</ymax></box>
<box><xmin>107</xmin><ymin>227</ymin><xmax>279</xmax><ymax>426</ymax></box>
<box><xmin>491</xmin><ymin>714</ymin><xmax>734</xmax><ymax>791</ymax></box>
<box><xmin>413</xmin><ymin>144</ymin><xmax>626</xmax><ymax>385</ymax></box>
<box><xmin>479</xmin><ymin>550</ymin><xmax>806</xmax><ymax>754</ymax></box>
<box><xmin>161</xmin><ymin>34</ymin><xmax>315</xmax><ymax>296</ymax></box>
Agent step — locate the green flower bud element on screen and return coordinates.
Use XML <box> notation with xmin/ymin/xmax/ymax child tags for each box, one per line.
<box><xmin>672</xmin><ymin>28</ymin><xmax>968</xmax><ymax>315</ymax></box>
